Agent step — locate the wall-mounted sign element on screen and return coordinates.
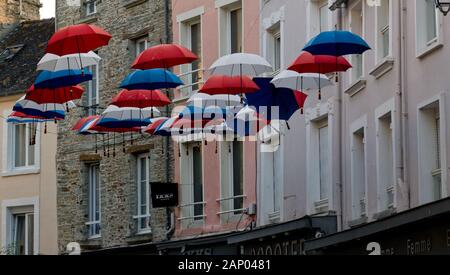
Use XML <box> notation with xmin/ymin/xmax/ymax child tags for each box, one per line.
<box><xmin>151</xmin><ymin>183</ymin><xmax>178</xmax><ymax>208</ymax></box>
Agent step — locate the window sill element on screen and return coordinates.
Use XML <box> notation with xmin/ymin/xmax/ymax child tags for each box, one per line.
<box><xmin>369</xmin><ymin>57</ymin><xmax>394</xmax><ymax>79</ymax></box>
<box><xmin>125</xmin><ymin>232</ymin><xmax>153</xmax><ymax>245</ymax></box>
<box><xmin>122</xmin><ymin>0</ymin><xmax>148</xmax><ymax>9</ymax></box>
<box><xmin>77</xmin><ymin>14</ymin><xmax>98</xmax><ymax>24</ymax></box>
<box><xmin>373</xmin><ymin>208</ymin><xmax>396</xmax><ymax>220</ymax></box>
<box><xmin>2</xmin><ymin>168</ymin><xmax>40</xmax><ymax>177</ymax></box>
<box><xmin>344</xmin><ymin>77</ymin><xmax>367</xmax><ymax>97</ymax></box>
<box><xmin>348</xmin><ymin>215</ymin><xmax>368</xmax><ymax>228</ymax></box>
<box><xmin>416</xmin><ymin>40</ymin><xmax>443</xmax><ymax>59</ymax></box>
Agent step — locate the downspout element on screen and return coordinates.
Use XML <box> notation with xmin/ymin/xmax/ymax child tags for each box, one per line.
<box><xmin>337</xmin><ymin>6</ymin><xmax>344</xmax><ymax>231</ymax></box>
<box><xmin>398</xmin><ymin>0</ymin><xmax>410</xmax><ymax>210</ymax></box>
<box><xmin>164</xmin><ymin>0</ymin><xmax>175</xmax><ymax>240</ymax></box>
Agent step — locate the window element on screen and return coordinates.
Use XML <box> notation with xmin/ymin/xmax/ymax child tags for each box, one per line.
<box><xmin>135</xmin><ymin>154</ymin><xmax>152</xmax><ymax>234</ymax></box>
<box><xmin>86</xmin><ymin>0</ymin><xmax>97</xmax><ymax>16</ymax></box>
<box><xmin>87</xmin><ymin>64</ymin><xmax>99</xmax><ymax>115</ymax></box>
<box><xmin>180</xmin><ymin>143</ymin><xmax>204</xmax><ymax>227</ymax></box>
<box><xmin>376</xmin><ymin>111</ymin><xmax>395</xmax><ymax>211</ymax></box>
<box><xmin>307</xmin><ymin>0</ymin><xmax>329</xmax><ymax>39</ymax></box>
<box><xmin>179</xmin><ymin>19</ymin><xmax>203</xmax><ymax>96</ymax></box>
<box><xmin>87</xmin><ymin>164</ymin><xmax>100</xmax><ymax>238</ymax></box>
<box><xmin>0</xmin><ymin>44</ymin><xmax>24</xmax><ymax>62</ymax></box>
<box><xmin>376</xmin><ymin>0</ymin><xmax>391</xmax><ymax>60</ymax></box>
<box><xmin>318</xmin><ymin>121</ymin><xmax>329</xmax><ymax>202</ymax></box>
<box><xmin>351</xmin><ymin>125</ymin><xmax>367</xmax><ymax>219</ymax></box>
<box><xmin>220</xmin><ymin>140</ymin><xmax>244</xmax><ymax>220</ymax></box>
<box><xmin>416</xmin><ymin>0</ymin><xmax>440</xmax><ymax>56</ymax></box>
<box><xmin>418</xmin><ymin>100</ymin><xmax>444</xmax><ymax>204</ymax></box>
<box><xmin>7</xmin><ymin>124</ymin><xmax>37</xmax><ymax>171</ymax></box>
<box><xmin>267</xmin><ymin>25</ymin><xmax>281</xmax><ymax>73</ymax></box>
<box><xmin>11</xmin><ymin>213</ymin><xmax>34</xmax><ymax>255</ymax></box>
<box><xmin>135</xmin><ymin>37</ymin><xmax>148</xmax><ymax>57</ymax></box>
<box><xmin>219</xmin><ymin>2</ymin><xmax>243</xmax><ymax>55</ymax></box>
<box><xmin>349</xmin><ymin>1</ymin><xmax>364</xmax><ymax>82</ymax></box>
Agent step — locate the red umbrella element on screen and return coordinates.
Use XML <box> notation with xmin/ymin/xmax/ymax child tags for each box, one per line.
<box><xmin>26</xmin><ymin>85</ymin><xmax>84</xmax><ymax>104</ymax></box>
<box><xmin>131</xmin><ymin>44</ymin><xmax>198</xmax><ymax>70</ymax></box>
<box><xmin>199</xmin><ymin>75</ymin><xmax>259</xmax><ymax>95</ymax></box>
<box><xmin>110</xmin><ymin>89</ymin><xmax>171</xmax><ymax>108</ymax></box>
<box><xmin>295</xmin><ymin>90</ymin><xmax>308</xmax><ymax>115</ymax></box>
<box><xmin>46</xmin><ymin>24</ymin><xmax>112</xmax><ymax>55</ymax></box>
<box><xmin>288</xmin><ymin>52</ymin><xmax>352</xmax><ymax>74</ymax></box>
<box><xmin>142</xmin><ymin>117</ymin><xmax>169</xmax><ymax>135</ymax></box>
<box><xmin>72</xmin><ymin>115</ymin><xmax>98</xmax><ymax>131</ymax></box>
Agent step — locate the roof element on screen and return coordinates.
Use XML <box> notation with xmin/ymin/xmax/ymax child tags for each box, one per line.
<box><xmin>0</xmin><ymin>18</ymin><xmax>55</xmax><ymax>97</ymax></box>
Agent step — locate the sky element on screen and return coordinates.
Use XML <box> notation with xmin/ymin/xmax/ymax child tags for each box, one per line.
<box><xmin>40</xmin><ymin>0</ymin><xmax>56</xmax><ymax>19</ymax></box>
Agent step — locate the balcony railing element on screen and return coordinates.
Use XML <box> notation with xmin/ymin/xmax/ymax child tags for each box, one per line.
<box><xmin>176</xmin><ymin>68</ymin><xmax>206</xmax><ymax>100</ymax></box>
<box><xmin>216</xmin><ymin>195</ymin><xmax>246</xmax><ymax>215</ymax></box>
<box><xmin>178</xmin><ymin>201</ymin><xmax>206</xmax><ymax>221</ymax></box>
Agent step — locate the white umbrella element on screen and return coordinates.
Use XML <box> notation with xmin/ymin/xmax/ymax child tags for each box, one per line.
<box><xmin>102</xmin><ymin>105</ymin><xmax>161</xmax><ymax>121</ymax></box>
<box><xmin>209</xmin><ymin>53</ymin><xmax>273</xmax><ymax>76</ymax></box>
<box><xmin>14</xmin><ymin>96</ymin><xmax>76</xmax><ymax>113</ymax></box>
<box><xmin>187</xmin><ymin>93</ymin><xmax>241</xmax><ymax>108</ymax></box>
<box><xmin>271</xmin><ymin>70</ymin><xmax>333</xmax><ymax>91</ymax></box>
<box><xmin>37</xmin><ymin>51</ymin><xmax>101</xmax><ymax>71</ymax></box>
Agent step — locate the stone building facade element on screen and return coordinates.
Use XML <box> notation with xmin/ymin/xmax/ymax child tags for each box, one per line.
<box><xmin>55</xmin><ymin>0</ymin><xmax>174</xmax><ymax>253</ymax></box>
<box><xmin>0</xmin><ymin>0</ymin><xmax>41</xmax><ymax>39</ymax></box>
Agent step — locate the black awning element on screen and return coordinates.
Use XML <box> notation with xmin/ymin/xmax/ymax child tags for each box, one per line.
<box><xmin>304</xmin><ymin>198</ymin><xmax>450</xmax><ymax>252</ymax></box>
<box><xmin>227</xmin><ymin>216</ymin><xmax>337</xmax><ymax>244</ymax></box>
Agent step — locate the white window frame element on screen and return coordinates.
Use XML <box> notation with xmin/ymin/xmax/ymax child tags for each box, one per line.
<box><xmin>375</xmin><ymin>0</ymin><xmax>393</xmax><ymax>63</ymax></box>
<box><xmin>348</xmin><ymin>0</ymin><xmax>365</xmax><ymax>85</ymax></box>
<box><xmin>1</xmin><ymin>197</ymin><xmax>39</xmax><ymax>255</ymax></box>
<box><xmin>305</xmin><ymin>103</ymin><xmax>335</xmax><ymax>215</ymax></box>
<box><xmin>86</xmin><ymin>0</ymin><xmax>97</xmax><ymax>16</ymax></box>
<box><xmin>87</xmin><ymin>64</ymin><xmax>99</xmax><ymax>115</ymax></box>
<box><xmin>86</xmin><ymin>163</ymin><xmax>101</xmax><ymax>239</ymax></box>
<box><xmin>417</xmin><ymin>93</ymin><xmax>448</xmax><ymax>205</ymax></box>
<box><xmin>2</xmin><ymin>117</ymin><xmax>40</xmax><ymax>176</ymax></box>
<box><xmin>262</xmin><ymin>6</ymin><xmax>285</xmax><ymax>76</ymax></box>
<box><xmin>306</xmin><ymin>0</ymin><xmax>330</xmax><ymax>40</ymax></box>
<box><xmin>350</xmin><ymin>115</ymin><xmax>368</xmax><ymax>220</ymax></box>
<box><xmin>375</xmin><ymin>98</ymin><xmax>397</xmax><ymax>212</ymax></box>
<box><xmin>135</xmin><ymin>37</ymin><xmax>148</xmax><ymax>58</ymax></box>
<box><xmin>134</xmin><ymin>153</ymin><xmax>152</xmax><ymax>234</ymax></box>
<box><xmin>217</xmin><ymin>0</ymin><xmax>243</xmax><ymax>56</ymax></box>
<box><xmin>415</xmin><ymin>0</ymin><xmax>443</xmax><ymax>58</ymax></box>
<box><xmin>179</xmin><ymin>142</ymin><xmax>205</xmax><ymax>228</ymax></box>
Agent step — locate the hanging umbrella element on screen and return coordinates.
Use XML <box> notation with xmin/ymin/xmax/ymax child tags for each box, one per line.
<box><xmin>131</xmin><ymin>44</ymin><xmax>198</xmax><ymax>70</ymax></box>
<box><xmin>288</xmin><ymin>52</ymin><xmax>352</xmax><ymax>74</ymax></box>
<box><xmin>46</xmin><ymin>24</ymin><xmax>112</xmax><ymax>56</ymax></box>
<box><xmin>34</xmin><ymin>69</ymin><xmax>93</xmax><ymax>89</ymax></box>
<box><xmin>72</xmin><ymin>115</ymin><xmax>99</xmax><ymax>132</ymax></box>
<box><xmin>209</xmin><ymin>53</ymin><xmax>273</xmax><ymax>76</ymax></box>
<box><xmin>152</xmin><ymin>117</ymin><xmax>180</xmax><ymax>136</ymax></box>
<box><xmin>79</xmin><ymin>116</ymin><xmax>142</xmax><ymax>135</ymax></box>
<box><xmin>119</xmin><ymin>69</ymin><xmax>183</xmax><ymax>90</ymax></box>
<box><xmin>178</xmin><ymin>105</ymin><xmax>229</xmax><ymax>121</ymax></box>
<box><xmin>7</xmin><ymin>111</ymin><xmax>56</xmax><ymax>124</ymax></box>
<box><xmin>199</xmin><ymin>75</ymin><xmax>259</xmax><ymax>95</ymax></box>
<box><xmin>110</xmin><ymin>89</ymin><xmax>170</xmax><ymax>108</ymax></box>
<box><xmin>247</xmin><ymin>77</ymin><xmax>308</xmax><ymax>121</ymax></box>
<box><xmin>37</xmin><ymin>51</ymin><xmax>101</xmax><ymax>71</ymax></box>
<box><xmin>271</xmin><ymin>71</ymin><xmax>333</xmax><ymax>100</ymax></box>
<box><xmin>187</xmin><ymin>93</ymin><xmax>241</xmax><ymax>108</ymax></box>
<box><xmin>25</xmin><ymin>85</ymin><xmax>84</xmax><ymax>104</ymax></box>
<box><xmin>96</xmin><ymin>105</ymin><xmax>161</xmax><ymax>128</ymax></box>
<box><xmin>302</xmin><ymin>30</ymin><xmax>371</xmax><ymax>56</ymax></box>
<box><xmin>13</xmin><ymin>97</ymin><xmax>75</xmax><ymax>119</ymax></box>
<box><xmin>142</xmin><ymin>117</ymin><xmax>170</xmax><ymax>135</ymax></box>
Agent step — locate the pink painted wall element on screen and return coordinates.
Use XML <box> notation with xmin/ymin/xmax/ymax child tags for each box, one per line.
<box><xmin>172</xmin><ymin>0</ymin><xmax>260</xmax><ymax>238</ymax></box>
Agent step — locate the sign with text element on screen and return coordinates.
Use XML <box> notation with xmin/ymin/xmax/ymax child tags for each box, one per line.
<box><xmin>151</xmin><ymin>183</ymin><xmax>178</xmax><ymax>208</ymax></box>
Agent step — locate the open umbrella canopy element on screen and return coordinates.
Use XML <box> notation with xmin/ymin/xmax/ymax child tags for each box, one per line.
<box><xmin>13</xmin><ymin>96</ymin><xmax>76</xmax><ymax>119</ymax></box>
<box><xmin>271</xmin><ymin>71</ymin><xmax>333</xmax><ymax>91</ymax></box>
<box><xmin>187</xmin><ymin>93</ymin><xmax>242</xmax><ymax>108</ymax></box>
<box><xmin>72</xmin><ymin>115</ymin><xmax>99</xmax><ymax>131</ymax></box>
<box><xmin>46</xmin><ymin>24</ymin><xmax>112</xmax><ymax>55</ymax></box>
<box><xmin>142</xmin><ymin>117</ymin><xmax>170</xmax><ymax>135</ymax></box>
<box><xmin>25</xmin><ymin>85</ymin><xmax>84</xmax><ymax>104</ymax></box>
<box><xmin>153</xmin><ymin>117</ymin><xmax>180</xmax><ymax>136</ymax></box>
<box><xmin>288</xmin><ymin>52</ymin><xmax>352</xmax><ymax>74</ymax></box>
<box><xmin>131</xmin><ymin>44</ymin><xmax>198</xmax><ymax>70</ymax></box>
<box><xmin>111</xmin><ymin>89</ymin><xmax>171</xmax><ymax>108</ymax></box>
<box><xmin>303</xmin><ymin>30</ymin><xmax>371</xmax><ymax>56</ymax></box>
<box><xmin>7</xmin><ymin>111</ymin><xmax>57</xmax><ymax>124</ymax></box>
<box><xmin>199</xmin><ymin>75</ymin><xmax>259</xmax><ymax>95</ymax></box>
<box><xmin>79</xmin><ymin>116</ymin><xmax>141</xmax><ymax>135</ymax></box>
<box><xmin>178</xmin><ymin>105</ymin><xmax>229</xmax><ymax>121</ymax></box>
<box><xmin>37</xmin><ymin>51</ymin><xmax>101</xmax><ymax>71</ymax></box>
<box><xmin>246</xmin><ymin>77</ymin><xmax>308</xmax><ymax>121</ymax></box>
<box><xmin>209</xmin><ymin>53</ymin><xmax>273</xmax><ymax>76</ymax></box>
<box><xmin>119</xmin><ymin>69</ymin><xmax>183</xmax><ymax>90</ymax></box>
<box><xmin>96</xmin><ymin>105</ymin><xmax>161</xmax><ymax>128</ymax></box>
<box><xmin>34</xmin><ymin>68</ymin><xmax>93</xmax><ymax>89</ymax></box>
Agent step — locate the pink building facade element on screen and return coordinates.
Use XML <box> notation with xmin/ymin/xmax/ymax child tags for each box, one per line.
<box><xmin>171</xmin><ymin>0</ymin><xmax>260</xmax><ymax>239</ymax></box>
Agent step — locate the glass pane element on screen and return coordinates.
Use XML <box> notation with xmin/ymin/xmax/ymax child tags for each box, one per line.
<box><xmin>190</xmin><ymin>23</ymin><xmax>202</xmax><ymax>91</ymax></box>
<box><xmin>14</xmin><ymin>215</ymin><xmax>26</xmax><ymax>255</ymax></box>
<box><xmin>319</xmin><ymin>4</ymin><xmax>328</xmax><ymax>32</ymax></box>
<box><xmin>14</xmin><ymin>124</ymin><xmax>26</xmax><ymax>167</ymax></box>
<box><xmin>426</xmin><ymin>0</ymin><xmax>437</xmax><ymax>43</ymax></box>
<box><xmin>26</xmin><ymin>214</ymin><xmax>34</xmax><ymax>255</ymax></box>
<box><xmin>274</xmin><ymin>36</ymin><xmax>281</xmax><ymax>71</ymax></box>
<box><xmin>232</xmin><ymin>141</ymin><xmax>244</xmax><ymax>211</ymax></box>
<box><xmin>28</xmin><ymin>126</ymin><xmax>35</xmax><ymax>166</ymax></box>
<box><xmin>433</xmin><ymin>173</ymin><xmax>442</xmax><ymax>200</ymax></box>
<box><xmin>319</xmin><ymin>125</ymin><xmax>329</xmax><ymax>200</ymax></box>
<box><xmin>230</xmin><ymin>9</ymin><xmax>243</xmax><ymax>53</ymax></box>
<box><xmin>193</xmin><ymin>146</ymin><xmax>203</xmax><ymax>219</ymax></box>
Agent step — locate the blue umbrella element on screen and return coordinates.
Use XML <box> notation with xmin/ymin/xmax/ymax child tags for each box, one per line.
<box><xmin>120</xmin><ymin>69</ymin><xmax>183</xmax><ymax>90</ymax></box>
<box><xmin>246</xmin><ymin>77</ymin><xmax>307</xmax><ymax>122</ymax></box>
<box><xmin>95</xmin><ymin>117</ymin><xmax>153</xmax><ymax>128</ymax></box>
<box><xmin>34</xmin><ymin>68</ymin><xmax>93</xmax><ymax>89</ymax></box>
<box><xmin>178</xmin><ymin>105</ymin><xmax>229</xmax><ymax>121</ymax></box>
<box><xmin>302</xmin><ymin>30</ymin><xmax>371</xmax><ymax>56</ymax></box>
<box><xmin>13</xmin><ymin>102</ymin><xmax>66</xmax><ymax>120</ymax></box>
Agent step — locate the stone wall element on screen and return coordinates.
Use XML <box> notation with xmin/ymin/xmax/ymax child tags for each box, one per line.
<box><xmin>0</xmin><ymin>0</ymin><xmax>41</xmax><ymax>24</ymax></box>
<box><xmin>55</xmin><ymin>0</ymin><xmax>174</xmax><ymax>253</ymax></box>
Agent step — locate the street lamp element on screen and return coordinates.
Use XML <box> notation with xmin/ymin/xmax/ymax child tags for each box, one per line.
<box><xmin>435</xmin><ymin>0</ymin><xmax>450</xmax><ymax>16</ymax></box>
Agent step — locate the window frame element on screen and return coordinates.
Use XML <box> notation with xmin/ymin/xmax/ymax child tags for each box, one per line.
<box><xmin>135</xmin><ymin>37</ymin><xmax>148</xmax><ymax>58</ymax></box>
<box><xmin>375</xmin><ymin>0</ymin><xmax>393</xmax><ymax>63</ymax></box>
<box><xmin>218</xmin><ymin>0</ymin><xmax>243</xmax><ymax>56</ymax></box>
<box><xmin>135</xmin><ymin>153</ymin><xmax>152</xmax><ymax>234</ymax></box>
<box><xmin>87</xmin><ymin>64</ymin><xmax>100</xmax><ymax>115</ymax></box>
<box><xmin>86</xmin><ymin>0</ymin><xmax>97</xmax><ymax>16</ymax></box>
<box><xmin>87</xmin><ymin>163</ymin><xmax>101</xmax><ymax>239</ymax></box>
<box><xmin>415</xmin><ymin>0</ymin><xmax>443</xmax><ymax>58</ymax></box>
<box><xmin>348</xmin><ymin>0</ymin><xmax>365</xmax><ymax>84</ymax></box>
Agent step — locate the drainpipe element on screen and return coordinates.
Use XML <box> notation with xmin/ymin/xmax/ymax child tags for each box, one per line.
<box><xmin>337</xmin><ymin>6</ymin><xmax>344</xmax><ymax>231</ymax></box>
<box><xmin>398</xmin><ymin>0</ymin><xmax>410</xmax><ymax>209</ymax></box>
